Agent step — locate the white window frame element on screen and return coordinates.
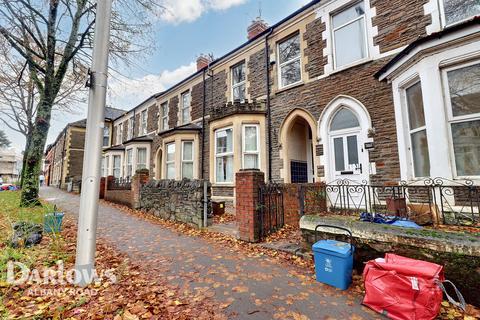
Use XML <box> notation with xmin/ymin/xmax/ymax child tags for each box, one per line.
<box><xmin>101</xmin><ymin>156</ymin><xmax>105</xmax><ymax>177</ymax></box>
<box><xmin>242</xmin><ymin>124</ymin><xmax>260</xmax><ymax>169</ymax></box>
<box><xmin>165</xmin><ymin>142</ymin><xmax>176</xmax><ymax>180</ymax></box>
<box><xmin>140</xmin><ymin>110</ymin><xmax>148</xmax><ymax>136</ymax></box>
<box><xmin>160</xmin><ymin>102</ymin><xmax>169</xmax><ymax>131</ymax></box>
<box><xmin>214</xmin><ymin>127</ymin><xmax>234</xmax><ymax>184</ymax></box>
<box><xmin>136</xmin><ymin>147</ymin><xmax>147</xmax><ymax>171</ymax></box>
<box><xmin>439</xmin><ymin>0</ymin><xmax>480</xmax><ymax>27</ymax></box>
<box><xmin>181</xmin><ymin>141</ymin><xmax>194</xmax><ymax>179</ymax></box>
<box><xmin>105</xmin><ymin>155</ymin><xmax>110</xmax><ymax>176</ymax></box>
<box><xmin>442</xmin><ymin>60</ymin><xmax>480</xmax><ymax>178</ymax></box>
<box><xmin>127</xmin><ymin>117</ymin><xmax>134</xmax><ymax>140</ymax></box>
<box><xmin>231</xmin><ymin>61</ymin><xmax>246</xmax><ymax>102</ymax></box>
<box><xmin>126</xmin><ymin>148</ymin><xmax>133</xmax><ymax>177</ymax></box>
<box><xmin>277</xmin><ymin>33</ymin><xmax>303</xmax><ymax>89</ymax></box>
<box><xmin>116</xmin><ymin>124</ymin><xmax>123</xmax><ymax>145</ymax></box>
<box><xmin>113</xmin><ymin>155</ymin><xmax>121</xmax><ymax>178</ymax></box>
<box><xmin>402</xmin><ymin>79</ymin><xmax>430</xmax><ymax>179</ymax></box>
<box><xmin>181</xmin><ymin>91</ymin><xmax>191</xmax><ymax>124</ymax></box>
<box><xmin>331</xmin><ymin>1</ymin><xmax>369</xmax><ymax>70</ymax></box>
<box><xmin>103</xmin><ymin>126</ymin><xmax>110</xmax><ymax>147</ymax></box>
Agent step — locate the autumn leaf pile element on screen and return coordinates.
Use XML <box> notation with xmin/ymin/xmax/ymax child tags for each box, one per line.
<box><xmin>0</xmin><ymin>218</ymin><xmax>226</xmax><ymax>319</ymax></box>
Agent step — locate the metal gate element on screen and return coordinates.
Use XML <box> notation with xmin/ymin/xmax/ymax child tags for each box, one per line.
<box><xmin>258</xmin><ymin>182</ymin><xmax>285</xmax><ymax>239</ymax></box>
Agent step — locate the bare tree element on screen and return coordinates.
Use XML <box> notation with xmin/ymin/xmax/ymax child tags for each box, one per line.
<box><xmin>0</xmin><ymin>42</ymin><xmax>87</xmax><ymax>187</ymax></box>
<box><xmin>0</xmin><ymin>0</ymin><xmax>159</xmax><ymax>206</ymax></box>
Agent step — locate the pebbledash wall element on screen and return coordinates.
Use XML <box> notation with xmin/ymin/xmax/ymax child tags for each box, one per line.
<box><xmin>97</xmin><ymin>0</ymin><xmax>479</xmax><ymax>214</ymax></box>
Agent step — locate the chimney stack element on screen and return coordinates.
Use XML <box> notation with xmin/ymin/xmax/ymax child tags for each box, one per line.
<box><xmin>247</xmin><ymin>17</ymin><xmax>268</xmax><ymax>40</ymax></box>
<box><xmin>196</xmin><ymin>54</ymin><xmax>212</xmax><ymax>71</ymax></box>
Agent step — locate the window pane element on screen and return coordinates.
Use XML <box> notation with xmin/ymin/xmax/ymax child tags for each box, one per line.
<box><xmin>182</xmin><ymin>163</ymin><xmax>194</xmax><ymax>179</ymax></box>
<box><xmin>162</xmin><ymin>118</ymin><xmax>168</xmax><ymax>130</ymax></box>
<box><xmin>167</xmin><ymin>143</ymin><xmax>175</xmax><ymax>161</ymax></box>
<box><xmin>347</xmin><ymin>135</ymin><xmax>359</xmax><ymax>165</ymax></box>
<box><xmin>452</xmin><ymin>120</ymin><xmax>480</xmax><ymax>176</ymax></box>
<box><xmin>281</xmin><ymin>59</ymin><xmax>301</xmax><ymax>87</ymax></box>
<box><xmin>333</xmin><ymin>2</ymin><xmax>365</xmax><ymax>28</ymax></box>
<box><xmin>330</xmin><ymin>108</ymin><xmax>360</xmax><ymax>131</ymax></box>
<box><xmin>447</xmin><ymin>63</ymin><xmax>480</xmax><ymax>117</ymax></box>
<box><xmin>444</xmin><ymin>0</ymin><xmax>480</xmax><ymax>25</ymax></box>
<box><xmin>232</xmin><ymin>62</ymin><xmax>246</xmax><ymax>85</ymax></box>
<box><xmin>244</xmin><ymin>154</ymin><xmax>259</xmax><ymax>169</ymax></box>
<box><xmin>137</xmin><ymin>148</ymin><xmax>147</xmax><ymax>169</ymax></box>
<box><xmin>233</xmin><ymin>83</ymin><xmax>246</xmax><ymax>101</ymax></box>
<box><xmin>167</xmin><ymin>163</ymin><xmax>175</xmax><ymax>179</ymax></box>
<box><xmin>216</xmin><ymin>129</ymin><xmax>233</xmax><ymax>154</ymax></box>
<box><xmin>216</xmin><ymin>155</ymin><xmax>234</xmax><ymax>183</ymax></box>
<box><xmin>279</xmin><ymin>34</ymin><xmax>300</xmax><ymax>64</ymax></box>
<box><xmin>244</xmin><ymin>126</ymin><xmax>258</xmax><ymax>152</ymax></box>
<box><xmin>334</xmin><ymin>17</ymin><xmax>366</xmax><ymax>67</ymax></box>
<box><xmin>411</xmin><ymin>130</ymin><xmax>430</xmax><ymax>177</ymax></box>
<box><xmin>334</xmin><ymin>137</ymin><xmax>345</xmax><ymax>171</ymax></box>
<box><xmin>406</xmin><ymin>82</ymin><xmax>426</xmax><ymax>129</ymax></box>
<box><xmin>183</xmin><ymin>142</ymin><xmax>193</xmax><ymax>161</ymax></box>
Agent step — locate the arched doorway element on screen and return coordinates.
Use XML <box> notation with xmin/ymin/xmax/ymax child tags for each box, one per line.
<box><xmin>154</xmin><ymin>148</ymin><xmax>162</xmax><ymax>180</ymax></box>
<box><xmin>319</xmin><ymin>95</ymin><xmax>372</xmax><ymax>184</ymax></box>
<box><xmin>280</xmin><ymin>109</ymin><xmax>318</xmax><ymax>183</ymax></box>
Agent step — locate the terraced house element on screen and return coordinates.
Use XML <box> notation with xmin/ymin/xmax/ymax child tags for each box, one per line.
<box><xmin>101</xmin><ymin>0</ymin><xmax>480</xmax><ymax>211</ymax></box>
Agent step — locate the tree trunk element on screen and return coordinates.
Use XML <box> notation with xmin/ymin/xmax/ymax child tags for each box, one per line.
<box><xmin>19</xmin><ymin>132</ymin><xmax>32</xmax><ymax>189</ymax></box>
<box><xmin>20</xmin><ymin>97</ymin><xmax>53</xmax><ymax>207</ymax></box>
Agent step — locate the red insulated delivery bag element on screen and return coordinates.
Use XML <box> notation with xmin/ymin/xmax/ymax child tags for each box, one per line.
<box><xmin>362</xmin><ymin>254</ymin><xmax>444</xmax><ymax>320</ymax></box>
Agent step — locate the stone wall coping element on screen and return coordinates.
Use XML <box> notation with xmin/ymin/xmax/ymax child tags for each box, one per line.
<box><xmin>300</xmin><ymin>215</ymin><xmax>480</xmax><ymax>257</ymax></box>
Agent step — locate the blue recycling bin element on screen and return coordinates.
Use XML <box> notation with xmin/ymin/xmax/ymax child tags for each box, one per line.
<box><xmin>312</xmin><ymin>225</ymin><xmax>354</xmax><ymax>290</ymax></box>
<box><xmin>44</xmin><ymin>211</ymin><xmax>65</xmax><ymax>233</ymax></box>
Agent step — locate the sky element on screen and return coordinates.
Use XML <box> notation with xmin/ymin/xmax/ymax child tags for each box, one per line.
<box><xmin>3</xmin><ymin>0</ymin><xmax>311</xmax><ymax>153</ymax></box>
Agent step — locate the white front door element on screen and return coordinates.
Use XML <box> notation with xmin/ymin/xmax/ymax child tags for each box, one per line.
<box><xmin>327</xmin><ymin>107</ymin><xmax>369</xmax><ymax>209</ymax></box>
<box><xmin>330</xmin><ymin>131</ymin><xmax>368</xmax><ymax>183</ymax></box>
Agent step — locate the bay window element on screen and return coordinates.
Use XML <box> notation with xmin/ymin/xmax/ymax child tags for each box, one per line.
<box><xmin>126</xmin><ymin>149</ymin><xmax>133</xmax><ymax>177</ymax></box>
<box><xmin>166</xmin><ymin>143</ymin><xmax>175</xmax><ymax>179</ymax></box>
<box><xmin>242</xmin><ymin>125</ymin><xmax>259</xmax><ymax>169</ymax></box>
<box><xmin>332</xmin><ymin>1</ymin><xmax>367</xmax><ymax>69</ymax></box>
<box><xmin>181</xmin><ymin>141</ymin><xmax>194</xmax><ymax>179</ymax></box>
<box><xmin>405</xmin><ymin>81</ymin><xmax>430</xmax><ymax>177</ymax></box>
<box><xmin>161</xmin><ymin>102</ymin><xmax>168</xmax><ymax>131</ymax></box>
<box><xmin>444</xmin><ymin>62</ymin><xmax>480</xmax><ymax>177</ymax></box>
<box><xmin>136</xmin><ymin>148</ymin><xmax>147</xmax><ymax>171</ymax></box>
<box><xmin>101</xmin><ymin>157</ymin><xmax>105</xmax><ymax>177</ymax></box>
<box><xmin>442</xmin><ymin>0</ymin><xmax>480</xmax><ymax>26</ymax></box>
<box><xmin>232</xmin><ymin>62</ymin><xmax>246</xmax><ymax>101</ymax></box>
<box><xmin>215</xmin><ymin>128</ymin><xmax>234</xmax><ymax>183</ymax></box>
<box><xmin>278</xmin><ymin>33</ymin><xmax>302</xmax><ymax>88</ymax></box>
<box><xmin>181</xmin><ymin>91</ymin><xmax>191</xmax><ymax>124</ymax></box>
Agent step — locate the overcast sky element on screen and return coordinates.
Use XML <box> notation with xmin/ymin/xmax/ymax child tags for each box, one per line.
<box><xmin>4</xmin><ymin>0</ymin><xmax>310</xmax><ymax>153</ymax></box>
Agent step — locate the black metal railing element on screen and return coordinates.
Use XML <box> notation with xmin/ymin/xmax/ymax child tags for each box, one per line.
<box><xmin>108</xmin><ymin>177</ymin><xmax>132</xmax><ymax>190</ymax></box>
<box><xmin>258</xmin><ymin>182</ymin><xmax>285</xmax><ymax>239</ymax></box>
<box><xmin>298</xmin><ymin>178</ymin><xmax>480</xmax><ymax>227</ymax></box>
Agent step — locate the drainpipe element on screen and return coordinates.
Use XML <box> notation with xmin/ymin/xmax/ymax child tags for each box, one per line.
<box><xmin>201</xmin><ymin>69</ymin><xmax>207</xmax><ymax>180</ymax></box>
<box><xmin>265</xmin><ymin>27</ymin><xmax>274</xmax><ymax>182</ymax></box>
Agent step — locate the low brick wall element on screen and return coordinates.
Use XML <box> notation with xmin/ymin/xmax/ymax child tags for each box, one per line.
<box><xmin>139</xmin><ymin>179</ymin><xmax>212</xmax><ymax>228</ymax></box>
<box><xmin>104</xmin><ymin>189</ymin><xmax>133</xmax><ymax>207</ymax></box>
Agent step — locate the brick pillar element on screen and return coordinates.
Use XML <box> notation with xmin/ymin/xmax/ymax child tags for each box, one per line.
<box><xmin>132</xmin><ymin>170</ymin><xmax>149</xmax><ymax>209</ymax></box>
<box><xmin>99</xmin><ymin>177</ymin><xmax>106</xmax><ymax>199</ymax></box>
<box><xmin>236</xmin><ymin>169</ymin><xmax>265</xmax><ymax>242</ymax></box>
<box><xmin>105</xmin><ymin>175</ymin><xmax>114</xmax><ymax>196</ymax></box>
